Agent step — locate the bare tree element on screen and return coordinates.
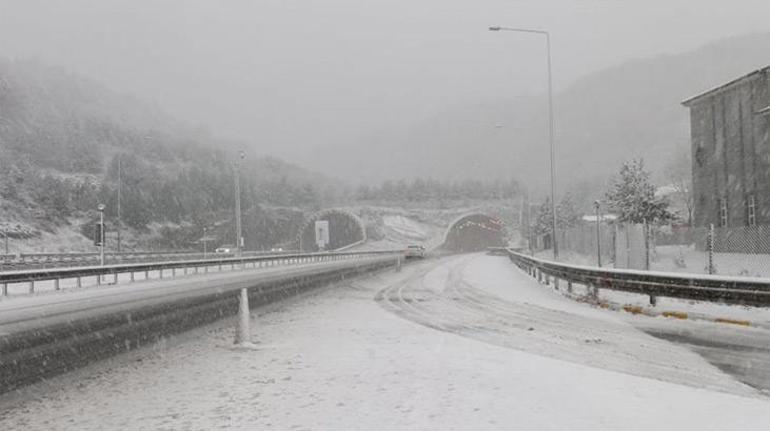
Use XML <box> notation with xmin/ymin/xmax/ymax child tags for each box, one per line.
<box><xmin>663</xmin><ymin>149</ymin><xmax>693</xmax><ymax>225</ymax></box>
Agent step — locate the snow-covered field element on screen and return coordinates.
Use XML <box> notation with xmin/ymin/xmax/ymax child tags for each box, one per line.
<box><xmin>1</xmin><ymin>255</ymin><xmax>769</xmax><ymax>430</ymax></box>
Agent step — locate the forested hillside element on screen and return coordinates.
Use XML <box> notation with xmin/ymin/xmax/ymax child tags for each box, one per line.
<box><xmin>0</xmin><ymin>59</ymin><xmax>335</xmax><ymax>251</ymax></box>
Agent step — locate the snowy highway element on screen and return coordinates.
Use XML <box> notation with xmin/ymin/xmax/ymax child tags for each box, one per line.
<box><xmin>2</xmin><ymin>254</ymin><xmax>770</xmax><ymax>430</ymax></box>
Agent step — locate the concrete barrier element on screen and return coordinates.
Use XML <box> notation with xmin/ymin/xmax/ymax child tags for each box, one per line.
<box><xmin>0</xmin><ymin>257</ymin><xmax>395</xmax><ymax>394</ymax></box>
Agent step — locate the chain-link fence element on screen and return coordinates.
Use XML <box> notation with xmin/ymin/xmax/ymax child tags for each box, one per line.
<box><xmin>533</xmin><ymin>223</ymin><xmax>770</xmax><ymax>279</ymax></box>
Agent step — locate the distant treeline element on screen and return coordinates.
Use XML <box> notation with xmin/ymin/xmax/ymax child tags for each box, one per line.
<box><xmin>353</xmin><ymin>178</ymin><xmax>521</xmax><ymax>202</ymax></box>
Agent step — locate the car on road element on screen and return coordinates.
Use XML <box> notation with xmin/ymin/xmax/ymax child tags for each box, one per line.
<box><xmin>404</xmin><ymin>244</ymin><xmax>426</xmax><ymax>258</ymax></box>
<box><xmin>215</xmin><ymin>244</ymin><xmax>235</xmax><ymax>254</ymax></box>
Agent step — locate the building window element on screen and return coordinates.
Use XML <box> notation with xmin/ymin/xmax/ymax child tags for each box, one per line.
<box><xmin>695</xmin><ymin>144</ymin><xmax>705</xmax><ymax>167</ymax></box>
<box><xmin>719</xmin><ymin>198</ymin><xmax>728</xmax><ymax>227</ymax></box>
<box><xmin>747</xmin><ymin>194</ymin><xmax>757</xmax><ymax>226</ymax></box>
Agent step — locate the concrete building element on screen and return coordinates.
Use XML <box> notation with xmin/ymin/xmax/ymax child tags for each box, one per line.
<box><xmin>682</xmin><ymin>66</ymin><xmax>770</xmax><ymax>228</ymax></box>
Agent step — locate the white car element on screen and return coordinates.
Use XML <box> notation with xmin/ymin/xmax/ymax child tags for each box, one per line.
<box><xmin>405</xmin><ymin>244</ymin><xmax>426</xmax><ymax>258</ymax></box>
<box><xmin>215</xmin><ymin>244</ymin><xmax>235</xmax><ymax>254</ymax></box>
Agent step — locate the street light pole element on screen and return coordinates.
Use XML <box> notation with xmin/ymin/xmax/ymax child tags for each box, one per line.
<box><xmin>97</xmin><ymin>204</ymin><xmax>106</xmax><ymax>267</ymax></box>
<box><xmin>232</xmin><ymin>150</ymin><xmax>254</xmax><ymax>348</ymax></box>
<box><xmin>234</xmin><ymin>151</ymin><xmax>245</xmax><ymax>257</ymax></box>
<box><xmin>117</xmin><ymin>155</ymin><xmax>122</xmax><ymax>253</ymax></box>
<box><xmin>489</xmin><ymin>25</ymin><xmax>558</xmax><ymax>259</ymax></box>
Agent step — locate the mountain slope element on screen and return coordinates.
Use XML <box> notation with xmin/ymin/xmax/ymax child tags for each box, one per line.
<box><xmin>0</xmin><ymin>58</ymin><xmax>335</xmax><ymax>250</ymax></box>
<box><xmin>305</xmin><ymin>32</ymin><xmax>770</xmax><ymax>194</ymax></box>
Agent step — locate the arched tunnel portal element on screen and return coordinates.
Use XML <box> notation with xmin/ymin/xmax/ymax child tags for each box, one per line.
<box><xmin>296</xmin><ymin>209</ymin><xmax>366</xmax><ymax>252</ymax></box>
<box><xmin>443</xmin><ymin>213</ymin><xmax>506</xmax><ymax>252</ymax></box>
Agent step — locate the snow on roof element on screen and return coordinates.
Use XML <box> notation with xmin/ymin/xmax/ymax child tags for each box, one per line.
<box><xmin>655</xmin><ymin>184</ymin><xmax>678</xmax><ymax>197</ymax></box>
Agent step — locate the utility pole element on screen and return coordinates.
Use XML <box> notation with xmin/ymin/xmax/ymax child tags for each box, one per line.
<box><xmin>203</xmin><ymin>227</ymin><xmax>208</xmax><ymax>259</ymax></box>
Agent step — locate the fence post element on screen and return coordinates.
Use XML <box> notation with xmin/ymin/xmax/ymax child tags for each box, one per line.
<box><xmin>707</xmin><ymin>224</ymin><xmax>715</xmax><ymax>275</ymax></box>
<box><xmin>612</xmin><ymin>224</ymin><xmax>618</xmax><ymax>267</ymax></box>
<box><xmin>644</xmin><ymin>219</ymin><xmax>650</xmax><ymax>271</ymax></box>
<box><xmin>625</xmin><ymin>224</ymin><xmax>631</xmax><ymax>269</ymax></box>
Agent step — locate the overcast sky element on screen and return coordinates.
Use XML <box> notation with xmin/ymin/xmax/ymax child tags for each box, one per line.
<box><xmin>1</xmin><ymin>0</ymin><xmax>768</xmax><ymax>161</ymax></box>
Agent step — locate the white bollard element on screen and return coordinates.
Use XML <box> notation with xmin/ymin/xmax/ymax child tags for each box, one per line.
<box><xmin>234</xmin><ymin>287</ymin><xmax>257</xmax><ymax>349</ymax></box>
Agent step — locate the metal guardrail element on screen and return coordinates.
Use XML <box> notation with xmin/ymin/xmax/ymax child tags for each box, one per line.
<box><xmin>0</xmin><ymin>250</ymin><xmax>403</xmax><ymax>297</ymax></box>
<box><xmin>504</xmin><ymin>248</ymin><xmax>770</xmax><ymax>306</ymax></box>
<box><xmin>0</xmin><ymin>250</ymin><xmax>300</xmax><ymax>271</ymax></box>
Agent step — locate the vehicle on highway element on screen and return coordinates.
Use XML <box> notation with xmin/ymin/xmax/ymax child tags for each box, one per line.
<box><xmin>405</xmin><ymin>244</ymin><xmax>426</xmax><ymax>258</ymax></box>
<box><xmin>214</xmin><ymin>244</ymin><xmax>235</xmax><ymax>254</ymax></box>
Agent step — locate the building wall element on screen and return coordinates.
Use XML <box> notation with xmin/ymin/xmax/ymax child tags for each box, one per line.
<box><xmin>689</xmin><ymin>69</ymin><xmax>770</xmax><ymax>228</ymax></box>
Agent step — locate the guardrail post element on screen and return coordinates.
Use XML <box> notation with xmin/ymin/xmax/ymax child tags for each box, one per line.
<box><xmin>54</xmin><ymin>278</ymin><xmax>60</xmax><ymax>291</ymax></box>
<box><xmin>649</xmin><ymin>295</ymin><xmax>657</xmax><ymax>306</ymax></box>
<box><xmin>396</xmin><ymin>255</ymin><xmax>402</xmax><ymax>272</ymax></box>
<box><xmin>113</xmin><ymin>273</ymin><xmax>118</xmax><ymax>284</ymax></box>
<box><xmin>1</xmin><ymin>283</ymin><xmax>6</xmax><ymax>296</ymax></box>
<box><xmin>130</xmin><ymin>272</ymin><xmax>135</xmax><ymax>282</ymax></box>
<box><xmin>76</xmin><ymin>277</ymin><xmax>81</xmax><ymax>288</ymax></box>
<box><xmin>567</xmin><ymin>280</ymin><xmax>572</xmax><ymax>293</ymax></box>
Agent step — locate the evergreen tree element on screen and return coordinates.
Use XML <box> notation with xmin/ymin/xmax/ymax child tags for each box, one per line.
<box><xmin>605</xmin><ymin>159</ymin><xmax>675</xmax><ymax>224</ymax></box>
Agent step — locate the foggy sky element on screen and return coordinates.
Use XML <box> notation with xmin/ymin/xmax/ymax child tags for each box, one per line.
<box><xmin>1</xmin><ymin>0</ymin><xmax>768</xmax><ymax>166</ymax></box>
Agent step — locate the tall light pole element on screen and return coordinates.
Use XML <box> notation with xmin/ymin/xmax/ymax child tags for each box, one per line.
<box><xmin>232</xmin><ymin>150</ymin><xmax>254</xmax><ymax>348</ymax></box>
<box><xmin>234</xmin><ymin>150</ymin><xmax>245</xmax><ymax>257</ymax></box>
<box><xmin>117</xmin><ymin>155</ymin><xmax>122</xmax><ymax>253</ymax></box>
<box><xmin>97</xmin><ymin>204</ymin><xmax>106</xmax><ymax>267</ymax></box>
<box><xmin>489</xmin><ymin>25</ymin><xmax>558</xmax><ymax>259</ymax></box>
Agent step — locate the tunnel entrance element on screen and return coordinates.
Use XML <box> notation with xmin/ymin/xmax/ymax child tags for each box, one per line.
<box><xmin>443</xmin><ymin>213</ymin><xmax>506</xmax><ymax>252</ymax></box>
<box><xmin>296</xmin><ymin>209</ymin><xmax>366</xmax><ymax>252</ymax></box>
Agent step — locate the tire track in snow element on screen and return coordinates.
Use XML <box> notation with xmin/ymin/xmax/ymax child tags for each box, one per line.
<box><xmin>376</xmin><ymin>255</ymin><xmax>760</xmax><ymax>397</ymax></box>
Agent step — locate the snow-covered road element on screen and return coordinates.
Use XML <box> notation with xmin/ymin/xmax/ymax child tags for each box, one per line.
<box><xmin>1</xmin><ymin>254</ymin><xmax>769</xmax><ymax>430</ymax></box>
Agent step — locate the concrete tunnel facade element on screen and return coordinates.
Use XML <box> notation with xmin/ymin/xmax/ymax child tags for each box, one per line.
<box><xmin>443</xmin><ymin>213</ymin><xmax>506</xmax><ymax>252</ymax></box>
<box><xmin>296</xmin><ymin>208</ymin><xmax>367</xmax><ymax>252</ymax></box>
